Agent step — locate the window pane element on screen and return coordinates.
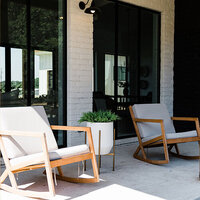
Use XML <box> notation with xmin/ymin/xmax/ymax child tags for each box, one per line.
<box><xmin>117</xmin><ymin>56</ymin><xmax>126</xmax><ymax>97</ymax></box>
<box><xmin>10</xmin><ymin>48</ymin><xmax>26</xmax><ymax>106</ymax></box>
<box><xmin>34</xmin><ymin>50</ymin><xmax>53</xmax><ymax>99</ymax></box>
<box><xmin>105</xmin><ymin>54</ymin><xmax>114</xmax><ymax>96</ymax></box>
<box><xmin>11</xmin><ymin>48</ymin><xmax>22</xmax><ymax>96</ymax></box>
<box><xmin>0</xmin><ymin>0</ymin><xmax>27</xmax><ymax>47</ymax></box>
<box><xmin>140</xmin><ymin>10</ymin><xmax>160</xmax><ymax>103</ymax></box>
<box><xmin>30</xmin><ymin>0</ymin><xmax>66</xmax><ymax>146</ymax></box>
<box><xmin>0</xmin><ymin>47</ymin><xmax>5</xmax><ymax>95</ymax></box>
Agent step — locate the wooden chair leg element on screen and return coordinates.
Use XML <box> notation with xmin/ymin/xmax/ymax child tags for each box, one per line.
<box><xmin>55</xmin><ymin>156</ymin><xmax>99</xmax><ymax>184</ymax></box>
<box><xmin>134</xmin><ymin>144</ymin><xmax>169</xmax><ymax>165</ymax></box>
<box><xmin>169</xmin><ymin>143</ymin><xmax>200</xmax><ymax>160</ymax></box>
<box><xmin>113</xmin><ymin>132</ymin><xmax>115</xmax><ymax>171</ymax></box>
<box><xmin>0</xmin><ymin>170</ymin><xmax>8</xmax><ymax>184</ymax></box>
<box><xmin>98</xmin><ymin>155</ymin><xmax>101</xmax><ymax>174</ymax></box>
<box><xmin>175</xmin><ymin>144</ymin><xmax>180</xmax><ymax>155</ymax></box>
<box><xmin>8</xmin><ymin>171</ymin><xmax>18</xmax><ymax>189</ymax></box>
<box><xmin>57</xmin><ymin>166</ymin><xmax>64</xmax><ymax>176</ymax></box>
<box><xmin>91</xmin><ymin>154</ymin><xmax>99</xmax><ymax>181</ymax></box>
<box><xmin>41</xmin><ymin>136</ymin><xmax>55</xmax><ymax>197</ymax></box>
<box><xmin>168</xmin><ymin>144</ymin><xmax>174</xmax><ymax>151</ymax></box>
<box><xmin>134</xmin><ymin>144</ymin><xmax>148</xmax><ymax>161</ymax></box>
<box><xmin>163</xmin><ymin>142</ymin><xmax>170</xmax><ymax>163</ymax></box>
<box><xmin>45</xmin><ymin>165</ymin><xmax>55</xmax><ymax>197</ymax></box>
<box><xmin>133</xmin><ymin>146</ymin><xmax>141</xmax><ymax>158</ymax></box>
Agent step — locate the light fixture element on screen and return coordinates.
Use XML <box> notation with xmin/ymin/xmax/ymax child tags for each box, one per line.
<box><xmin>79</xmin><ymin>0</ymin><xmax>100</xmax><ymax>15</ymax></box>
<box><xmin>84</xmin><ymin>0</ymin><xmax>97</xmax><ymax>14</ymax></box>
<box><xmin>79</xmin><ymin>0</ymin><xmax>89</xmax><ymax>11</ymax></box>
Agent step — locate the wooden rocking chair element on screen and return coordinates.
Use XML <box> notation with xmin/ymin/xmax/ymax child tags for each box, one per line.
<box><xmin>129</xmin><ymin>103</ymin><xmax>200</xmax><ymax>164</ymax></box>
<box><xmin>0</xmin><ymin>106</ymin><xmax>99</xmax><ymax>199</ymax></box>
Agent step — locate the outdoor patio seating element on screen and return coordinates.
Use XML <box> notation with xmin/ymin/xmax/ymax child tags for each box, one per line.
<box><xmin>0</xmin><ymin>106</ymin><xmax>99</xmax><ymax>199</ymax></box>
<box><xmin>129</xmin><ymin>103</ymin><xmax>200</xmax><ymax>164</ymax></box>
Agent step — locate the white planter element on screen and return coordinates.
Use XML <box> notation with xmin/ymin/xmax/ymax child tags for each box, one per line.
<box><xmin>87</xmin><ymin>122</ymin><xmax>113</xmax><ymax>155</ymax></box>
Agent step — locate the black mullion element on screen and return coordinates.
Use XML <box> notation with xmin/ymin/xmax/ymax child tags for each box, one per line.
<box><xmin>157</xmin><ymin>13</ymin><xmax>161</xmax><ymax>103</ymax></box>
<box><xmin>3</xmin><ymin>0</ymin><xmax>11</xmax><ymax>93</ymax></box>
<box><xmin>62</xmin><ymin>0</ymin><xmax>67</xmax><ymax>147</ymax></box>
<box><xmin>1</xmin><ymin>0</ymin><xmax>8</xmax><ymax>46</ymax></box>
<box><xmin>114</xmin><ymin>2</ymin><xmax>118</xmax><ymax>106</ymax></box>
<box><xmin>125</xmin><ymin>55</ymin><xmax>129</xmax><ymax>97</ymax></box>
<box><xmin>112</xmin><ymin>0</ymin><xmax>160</xmax><ymax>15</ymax></box>
<box><xmin>5</xmin><ymin>47</ymin><xmax>11</xmax><ymax>92</ymax></box>
<box><xmin>30</xmin><ymin>49</ymin><xmax>34</xmax><ymax>100</ymax></box>
<box><xmin>114</xmin><ymin>2</ymin><xmax>119</xmax><ymax>138</ymax></box>
<box><xmin>137</xmin><ymin>8</ymin><xmax>141</xmax><ymax>103</ymax></box>
<box><xmin>53</xmin><ymin>49</ymin><xmax>57</xmax><ymax>92</ymax></box>
<box><xmin>26</xmin><ymin>0</ymin><xmax>31</xmax><ymax>105</ymax></box>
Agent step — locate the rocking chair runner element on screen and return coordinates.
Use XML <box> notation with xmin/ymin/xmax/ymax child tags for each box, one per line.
<box><xmin>129</xmin><ymin>104</ymin><xmax>200</xmax><ymax>164</ymax></box>
<box><xmin>0</xmin><ymin>106</ymin><xmax>99</xmax><ymax>199</ymax></box>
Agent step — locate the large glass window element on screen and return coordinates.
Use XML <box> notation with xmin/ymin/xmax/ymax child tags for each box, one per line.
<box><xmin>94</xmin><ymin>1</ymin><xmax>160</xmax><ymax>138</ymax></box>
<box><xmin>0</xmin><ymin>0</ymin><xmax>67</xmax><ymax>146</ymax></box>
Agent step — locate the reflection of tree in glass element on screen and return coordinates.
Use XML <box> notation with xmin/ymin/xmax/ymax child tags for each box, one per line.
<box><xmin>8</xmin><ymin>1</ymin><xmax>27</xmax><ymax>47</ymax></box>
<box><xmin>11</xmin><ymin>81</ymin><xmax>22</xmax><ymax>90</ymax></box>
<box><xmin>0</xmin><ymin>81</ymin><xmax>21</xmax><ymax>93</ymax></box>
<box><xmin>31</xmin><ymin>7</ymin><xmax>58</xmax><ymax>50</ymax></box>
<box><xmin>31</xmin><ymin>6</ymin><xmax>58</xmax><ymax>50</ymax></box>
<box><xmin>0</xmin><ymin>81</ymin><xmax>5</xmax><ymax>93</ymax></box>
<box><xmin>7</xmin><ymin>1</ymin><xmax>58</xmax><ymax>50</ymax></box>
<box><xmin>35</xmin><ymin>78</ymin><xmax>39</xmax><ymax>89</ymax></box>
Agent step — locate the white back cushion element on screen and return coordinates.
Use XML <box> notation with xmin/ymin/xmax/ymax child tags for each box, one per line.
<box><xmin>0</xmin><ymin>106</ymin><xmax>58</xmax><ymax>159</ymax></box>
<box><xmin>132</xmin><ymin>104</ymin><xmax>176</xmax><ymax>138</ymax></box>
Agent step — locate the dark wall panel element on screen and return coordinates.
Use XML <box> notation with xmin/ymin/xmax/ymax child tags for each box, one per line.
<box><xmin>174</xmin><ymin>0</ymin><xmax>200</xmax><ymax>131</ymax></box>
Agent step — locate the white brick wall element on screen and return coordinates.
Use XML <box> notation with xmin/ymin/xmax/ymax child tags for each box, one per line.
<box><xmin>67</xmin><ymin>0</ymin><xmax>93</xmax><ymax>146</ymax></box>
<box><xmin>67</xmin><ymin>0</ymin><xmax>175</xmax><ymax>146</ymax></box>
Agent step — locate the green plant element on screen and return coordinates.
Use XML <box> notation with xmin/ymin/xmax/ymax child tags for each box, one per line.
<box><xmin>79</xmin><ymin>110</ymin><xmax>120</xmax><ymax>123</ymax></box>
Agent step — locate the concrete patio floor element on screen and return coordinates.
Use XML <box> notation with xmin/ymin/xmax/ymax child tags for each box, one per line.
<box><xmin>1</xmin><ymin>141</ymin><xmax>200</xmax><ymax>200</ymax></box>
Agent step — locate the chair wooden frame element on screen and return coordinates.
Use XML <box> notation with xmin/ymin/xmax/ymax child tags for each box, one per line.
<box><xmin>129</xmin><ymin>106</ymin><xmax>200</xmax><ymax>164</ymax></box>
<box><xmin>0</xmin><ymin>126</ymin><xmax>99</xmax><ymax>199</ymax></box>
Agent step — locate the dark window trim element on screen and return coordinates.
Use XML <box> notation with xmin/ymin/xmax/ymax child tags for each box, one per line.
<box><xmin>110</xmin><ymin>0</ymin><xmax>161</xmax><ymax>15</ymax></box>
<box><xmin>61</xmin><ymin>0</ymin><xmax>67</xmax><ymax>148</ymax></box>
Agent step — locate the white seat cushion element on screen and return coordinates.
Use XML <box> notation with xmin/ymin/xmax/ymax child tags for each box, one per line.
<box><xmin>132</xmin><ymin>104</ymin><xmax>176</xmax><ymax>138</ymax></box>
<box><xmin>10</xmin><ymin>144</ymin><xmax>89</xmax><ymax>167</ymax></box>
<box><xmin>142</xmin><ymin>130</ymin><xmax>197</xmax><ymax>143</ymax></box>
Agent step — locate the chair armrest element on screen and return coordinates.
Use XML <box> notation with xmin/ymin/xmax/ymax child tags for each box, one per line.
<box><xmin>50</xmin><ymin>125</ymin><xmax>90</xmax><ymax>132</ymax></box>
<box><xmin>50</xmin><ymin>125</ymin><xmax>95</xmax><ymax>153</ymax></box>
<box><xmin>171</xmin><ymin>117</ymin><xmax>200</xmax><ymax>137</ymax></box>
<box><xmin>135</xmin><ymin>118</ymin><xmax>163</xmax><ymax>123</ymax></box>
<box><xmin>0</xmin><ymin>130</ymin><xmax>44</xmax><ymax>138</ymax></box>
<box><xmin>171</xmin><ymin>117</ymin><xmax>198</xmax><ymax>122</ymax></box>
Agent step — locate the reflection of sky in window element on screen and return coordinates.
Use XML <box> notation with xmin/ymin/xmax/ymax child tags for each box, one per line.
<box><xmin>11</xmin><ymin>48</ymin><xmax>22</xmax><ymax>81</ymax></box>
<box><xmin>0</xmin><ymin>47</ymin><xmax>5</xmax><ymax>82</ymax></box>
<box><xmin>35</xmin><ymin>55</ymin><xmax>39</xmax><ymax>78</ymax></box>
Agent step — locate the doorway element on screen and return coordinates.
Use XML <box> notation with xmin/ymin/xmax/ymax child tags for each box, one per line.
<box><xmin>93</xmin><ymin>1</ymin><xmax>160</xmax><ymax>139</ymax></box>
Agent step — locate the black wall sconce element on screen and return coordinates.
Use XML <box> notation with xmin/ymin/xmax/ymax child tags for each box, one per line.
<box><xmin>79</xmin><ymin>0</ymin><xmax>100</xmax><ymax>14</ymax></box>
